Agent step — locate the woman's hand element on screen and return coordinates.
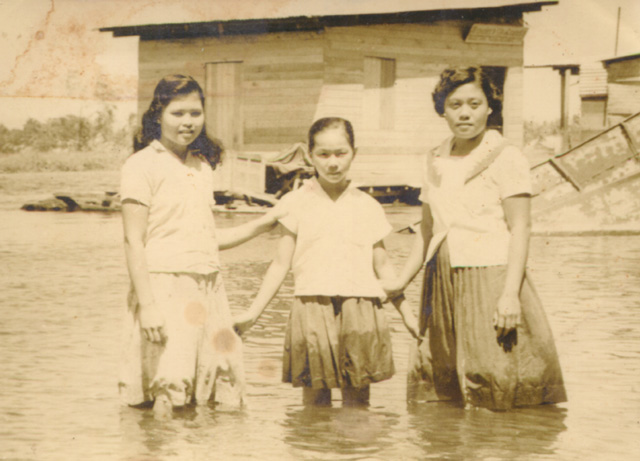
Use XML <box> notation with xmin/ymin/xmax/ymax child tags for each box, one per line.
<box><xmin>401</xmin><ymin>308</ymin><xmax>422</xmax><ymax>342</ymax></box>
<box><xmin>233</xmin><ymin>312</ymin><xmax>257</xmax><ymax>337</ymax></box>
<box><xmin>380</xmin><ymin>278</ymin><xmax>405</xmax><ymax>299</ymax></box>
<box><xmin>493</xmin><ymin>293</ymin><xmax>521</xmax><ymax>338</ymax></box>
<box><xmin>388</xmin><ymin>294</ymin><xmax>422</xmax><ymax>342</ymax></box>
<box><xmin>139</xmin><ymin>302</ymin><xmax>167</xmax><ymax>344</ymax></box>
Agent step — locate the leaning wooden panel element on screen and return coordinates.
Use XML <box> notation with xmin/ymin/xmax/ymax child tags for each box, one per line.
<box><xmin>555</xmin><ymin>126</ymin><xmax>635</xmax><ymax>187</ymax></box>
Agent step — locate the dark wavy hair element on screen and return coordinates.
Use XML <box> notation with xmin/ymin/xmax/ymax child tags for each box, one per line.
<box><xmin>432</xmin><ymin>67</ymin><xmax>502</xmax><ymax>117</ymax></box>
<box><xmin>308</xmin><ymin>117</ymin><xmax>355</xmax><ymax>152</ymax></box>
<box><xmin>133</xmin><ymin>74</ymin><xmax>223</xmax><ymax>169</ymax></box>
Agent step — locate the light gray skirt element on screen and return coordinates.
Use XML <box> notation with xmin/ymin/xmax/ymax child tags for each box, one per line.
<box><xmin>119</xmin><ymin>272</ymin><xmax>245</xmax><ymax>407</ymax></box>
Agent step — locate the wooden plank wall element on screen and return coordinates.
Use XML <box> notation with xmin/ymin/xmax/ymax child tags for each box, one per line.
<box><xmin>138</xmin><ymin>32</ymin><xmax>325</xmax><ymax>151</ymax></box>
<box><xmin>317</xmin><ymin>21</ymin><xmax>524</xmax><ymax>187</ymax></box>
<box><xmin>137</xmin><ymin>20</ymin><xmax>525</xmax><ymax>189</ymax></box>
<box><xmin>607</xmin><ymin>83</ymin><xmax>640</xmax><ymax>117</ymax></box>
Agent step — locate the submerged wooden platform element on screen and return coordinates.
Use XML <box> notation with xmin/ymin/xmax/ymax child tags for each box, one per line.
<box><xmin>21</xmin><ymin>192</ymin><xmax>121</xmax><ymax>212</ymax></box>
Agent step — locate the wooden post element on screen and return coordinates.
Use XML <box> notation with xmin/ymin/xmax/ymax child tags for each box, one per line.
<box><xmin>502</xmin><ymin>66</ymin><xmax>523</xmax><ymax>147</ymax></box>
<box><xmin>614</xmin><ymin>7</ymin><xmax>621</xmax><ymax>56</ymax></box>
<box><xmin>559</xmin><ymin>68</ymin><xmax>571</xmax><ymax>151</ymax></box>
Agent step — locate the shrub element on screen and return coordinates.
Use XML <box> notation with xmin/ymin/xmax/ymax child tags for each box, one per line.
<box><xmin>0</xmin><ymin>106</ymin><xmax>134</xmax><ymax>172</ymax></box>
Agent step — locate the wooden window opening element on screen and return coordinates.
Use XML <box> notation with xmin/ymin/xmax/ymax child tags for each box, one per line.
<box><xmin>363</xmin><ymin>57</ymin><xmax>396</xmax><ymax>130</ymax></box>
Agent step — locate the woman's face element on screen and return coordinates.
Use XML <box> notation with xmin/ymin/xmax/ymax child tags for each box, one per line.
<box><xmin>159</xmin><ymin>92</ymin><xmax>205</xmax><ymax>153</ymax></box>
<box><xmin>443</xmin><ymin>82</ymin><xmax>492</xmax><ymax>140</ymax></box>
<box><xmin>310</xmin><ymin>127</ymin><xmax>355</xmax><ymax>189</ymax></box>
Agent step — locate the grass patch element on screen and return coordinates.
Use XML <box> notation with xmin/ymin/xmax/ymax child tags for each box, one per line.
<box><xmin>0</xmin><ymin>144</ymin><xmax>130</xmax><ymax>173</ymax></box>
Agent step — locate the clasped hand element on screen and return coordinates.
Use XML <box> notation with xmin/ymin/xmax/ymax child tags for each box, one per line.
<box><xmin>233</xmin><ymin>312</ymin><xmax>257</xmax><ymax>337</ymax></box>
<box><xmin>380</xmin><ymin>278</ymin><xmax>405</xmax><ymax>299</ymax></box>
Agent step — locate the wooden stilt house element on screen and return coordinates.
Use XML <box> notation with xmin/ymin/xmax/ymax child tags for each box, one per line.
<box><xmin>101</xmin><ymin>0</ymin><xmax>556</xmax><ymax>200</ymax></box>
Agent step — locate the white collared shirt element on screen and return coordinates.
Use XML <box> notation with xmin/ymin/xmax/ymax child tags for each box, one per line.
<box><xmin>419</xmin><ymin>130</ymin><xmax>532</xmax><ymax>267</ymax></box>
<box><xmin>120</xmin><ymin>140</ymin><xmax>220</xmax><ymax>274</ymax></box>
<box><xmin>279</xmin><ymin>178</ymin><xmax>392</xmax><ymax>297</ymax></box>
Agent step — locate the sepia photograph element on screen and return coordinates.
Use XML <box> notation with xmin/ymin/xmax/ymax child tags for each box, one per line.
<box><xmin>1</xmin><ymin>1</ymin><xmax>639</xmax><ymax>459</ymax></box>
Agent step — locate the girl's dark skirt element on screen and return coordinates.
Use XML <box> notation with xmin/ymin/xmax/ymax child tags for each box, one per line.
<box><xmin>283</xmin><ymin>296</ymin><xmax>395</xmax><ymax>389</ymax></box>
<box><xmin>407</xmin><ymin>241</ymin><xmax>567</xmax><ymax>410</ymax></box>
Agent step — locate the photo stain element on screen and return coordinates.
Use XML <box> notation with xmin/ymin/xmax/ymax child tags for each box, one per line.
<box><xmin>184</xmin><ymin>301</ymin><xmax>206</xmax><ymax>326</ymax></box>
<box><xmin>2</xmin><ymin>0</ymin><xmax>55</xmax><ymax>88</ymax></box>
<box><xmin>213</xmin><ymin>328</ymin><xmax>237</xmax><ymax>353</ymax></box>
<box><xmin>257</xmin><ymin>359</ymin><xmax>279</xmax><ymax>379</ymax></box>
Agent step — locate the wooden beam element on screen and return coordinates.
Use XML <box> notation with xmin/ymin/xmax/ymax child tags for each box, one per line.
<box><xmin>548</xmin><ymin>157</ymin><xmax>582</xmax><ymax>192</ymax></box>
<box><xmin>621</xmin><ymin>119</ymin><xmax>640</xmax><ymax>159</ymax></box>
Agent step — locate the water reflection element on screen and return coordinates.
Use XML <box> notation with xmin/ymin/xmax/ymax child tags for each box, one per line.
<box><xmin>283</xmin><ymin>406</ymin><xmax>398</xmax><ymax>458</ymax></box>
<box><xmin>407</xmin><ymin>403</ymin><xmax>566</xmax><ymax>459</ymax></box>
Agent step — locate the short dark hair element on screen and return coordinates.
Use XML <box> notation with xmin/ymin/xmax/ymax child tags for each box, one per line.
<box><xmin>133</xmin><ymin>74</ymin><xmax>223</xmax><ymax>169</ymax></box>
<box><xmin>432</xmin><ymin>67</ymin><xmax>502</xmax><ymax>117</ymax></box>
<box><xmin>308</xmin><ymin>117</ymin><xmax>355</xmax><ymax>152</ymax></box>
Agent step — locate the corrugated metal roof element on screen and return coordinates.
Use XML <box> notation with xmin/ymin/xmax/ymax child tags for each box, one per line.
<box><xmin>580</xmin><ymin>62</ymin><xmax>608</xmax><ymax>97</ymax></box>
<box><xmin>101</xmin><ymin>0</ymin><xmax>557</xmax><ymax>32</ymax></box>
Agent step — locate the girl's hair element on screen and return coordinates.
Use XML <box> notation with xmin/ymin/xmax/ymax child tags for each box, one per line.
<box><xmin>432</xmin><ymin>67</ymin><xmax>502</xmax><ymax>117</ymax></box>
<box><xmin>308</xmin><ymin>117</ymin><xmax>355</xmax><ymax>152</ymax></box>
<box><xmin>133</xmin><ymin>74</ymin><xmax>223</xmax><ymax>169</ymax></box>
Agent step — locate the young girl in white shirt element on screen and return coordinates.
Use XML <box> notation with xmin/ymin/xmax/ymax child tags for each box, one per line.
<box><xmin>234</xmin><ymin>117</ymin><xmax>419</xmax><ymax>406</ymax></box>
<box><xmin>119</xmin><ymin>75</ymin><xmax>280</xmax><ymax>418</ymax></box>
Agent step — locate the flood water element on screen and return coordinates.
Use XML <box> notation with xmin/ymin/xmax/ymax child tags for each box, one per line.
<box><xmin>1</xmin><ymin>172</ymin><xmax>640</xmax><ymax>460</ymax></box>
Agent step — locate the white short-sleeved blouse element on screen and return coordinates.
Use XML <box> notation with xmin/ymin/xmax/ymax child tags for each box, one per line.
<box><xmin>278</xmin><ymin>178</ymin><xmax>392</xmax><ymax>298</ymax></box>
<box><xmin>419</xmin><ymin>130</ymin><xmax>532</xmax><ymax>267</ymax></box>
<box><xmin>120</xmin><ymin>140</ymin><xmax>221</xmax><ymax>274</ymax></box>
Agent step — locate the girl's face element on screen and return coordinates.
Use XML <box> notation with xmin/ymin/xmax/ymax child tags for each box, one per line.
<box><xmin>443</xmin><ymin>82</ymin><xmax>492</xmax><ymax>141</ymax></box>
<box><xmin>159</xmin><ymin>92</ymin><xmax>205</xmax><ymax>153</ymax></box>
<box><xmin>310</xmin><ymin>127</ymin><xmax>355</xmax><ymax>189</ymax></box>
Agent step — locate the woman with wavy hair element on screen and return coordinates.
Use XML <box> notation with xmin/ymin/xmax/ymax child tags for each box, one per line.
<box><xmin>385</xmin><ymin>67</ymin><xmax>567</xmax><ymax>410</ymax></box>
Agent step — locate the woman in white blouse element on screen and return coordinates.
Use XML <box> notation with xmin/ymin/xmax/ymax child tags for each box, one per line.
<box><xmin>386</xmin><ymin>67</ymin><xmax>567</xmax><ymax>410</ymax></box>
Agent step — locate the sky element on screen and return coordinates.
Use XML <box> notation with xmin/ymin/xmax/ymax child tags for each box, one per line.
<box><xmin>0</xmin><ymin>0</ymin><xmax>638</xmax><ymax>127</ymax></box>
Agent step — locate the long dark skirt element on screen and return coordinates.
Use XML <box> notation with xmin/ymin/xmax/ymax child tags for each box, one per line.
<box><xmin>283</xmin><ymin>296</ymin><xmax>395</xmax><ymax>389</ymax></box>
<box><xmin>407</xmin><ymin>241</ymin><xmax>567</xmax><ymax>410</ymax></box>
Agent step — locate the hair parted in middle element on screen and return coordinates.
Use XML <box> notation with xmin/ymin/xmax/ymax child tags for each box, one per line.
<box><xmin>432</xmin><ymin>67</ymin><xmax>503</xmax><ymax>117</ymax></box>
<box><xmin>308</xmin><ymin>117</ymin><xmax>355</xmax><ymax>152</ymax></box>
<box><xmin>133</xmin><ymin>74</ymin><xmax>223</xmax><ymax>169</ymax></box>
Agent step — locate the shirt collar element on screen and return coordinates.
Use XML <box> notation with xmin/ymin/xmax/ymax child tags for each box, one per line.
<box><xmin>434</xmin><ymin>129</ymin><xmax>502</xmax><ymax>160</ymax></box>
<box><xmin>150</xmin><ymin>139</ymin><xmax>196</xmax><ymax>163</ymax></box>
<box><xmin>307</xmin><ymin>176</ymin><xmax>356</xmax><ymax>202</ymax></box>
<box><xmin>150</xmin><ymin>139</ymin><xmax>167</xmax><ymax>153</ymax></box>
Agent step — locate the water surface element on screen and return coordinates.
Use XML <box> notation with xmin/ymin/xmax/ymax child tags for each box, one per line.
<box><xmin>1</xmin><ymin>172</ymin><xmax>639</xmax><ymax>460</ymax></box>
